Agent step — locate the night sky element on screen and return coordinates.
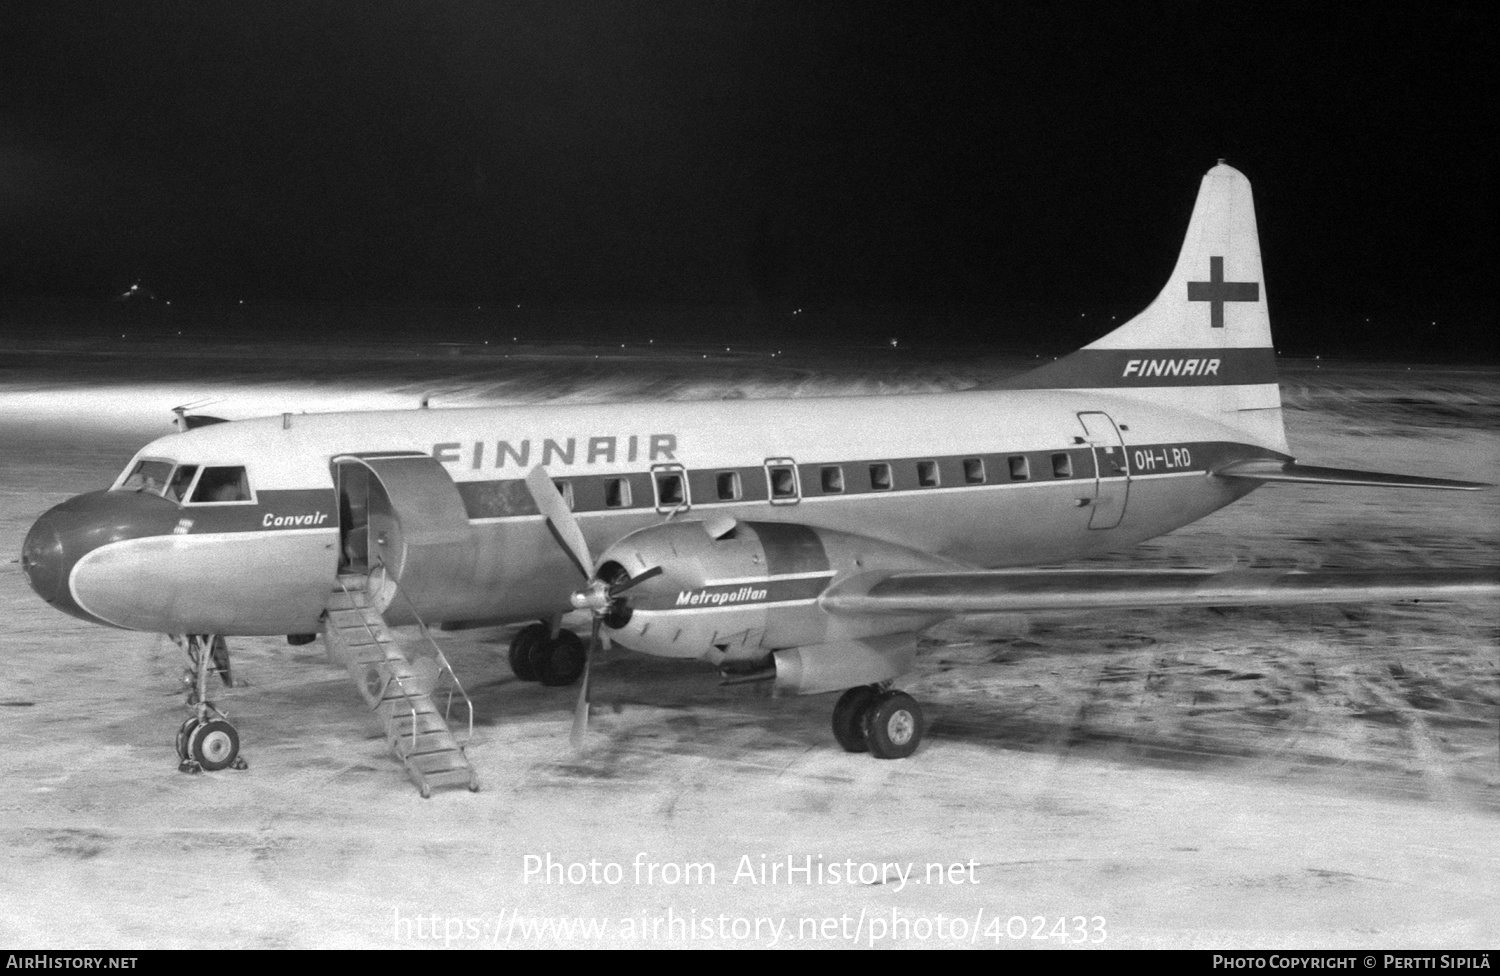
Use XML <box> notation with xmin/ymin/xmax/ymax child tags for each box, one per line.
<box><xmin>1</xmin><ymin>2</ymin><xmax>1493</xmax><ymax>354</ymax></box>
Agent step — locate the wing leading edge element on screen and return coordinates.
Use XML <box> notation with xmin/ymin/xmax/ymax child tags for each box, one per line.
<box><xmin>1214</xmin><ymin>459</ymin><xmax>1489</xmax><ymax>491</ymax></box>
<box><xmin>820</xmin><ymin>567</ymin><xmax>1500</xmax><ymax>617</ymax></box>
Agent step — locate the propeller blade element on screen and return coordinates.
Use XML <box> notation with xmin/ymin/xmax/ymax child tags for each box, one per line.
<box><xmin>610</xmin><ymin>564</ymin><xmax>663</xmax><ymax>596</ymax></box>
<box><xmin>524</xmin><ymin>465</ymin><xmax>593</xmax><ymax>578</ymax></box>
<box><xmin>571</xmin><ymin>616</ymin><xmax>602</xmax><ymax>750</ymax></box>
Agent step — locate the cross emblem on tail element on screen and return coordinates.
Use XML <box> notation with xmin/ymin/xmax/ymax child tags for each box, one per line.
<box><xmin>1187</xmin><ymin>256</ymin><xmax>1258</xmax><ymax>328</ymax></box>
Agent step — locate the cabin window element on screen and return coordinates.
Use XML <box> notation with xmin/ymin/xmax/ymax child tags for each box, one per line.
<box><xmin>716</xmin><ymin>471</ymin><xmax>741</xmax><ymax>501</ymax></box>
<box><xmin>1052</xmin><ymin>453</ymin><xmax>1073</xmax><ymax>478</ymax></box>
<box><xmin>655</xmin><ymin>471</ymin><xmax>685</xmax><ymax>508</ymax></box>
<box><xmin>118</xmin><ymin>459</ymin><xmax>175</xmax><ymax>496</ymax></box>
<box><xmin>190</xmin><ymin>466</ymin><xmax>253</xmax><ymax>503</ymax></box>
<box><xmin>768</xmin><ymin>464</ymin><xmax>798</xmax><ymax>500</ymax></box>
<box><xmin>605</xmin><ymin>478</ymin><xmax>631</xmax><ymax>508</ymax></box>
<box><xmin>869</xmin><ymin>463</ymin><xmax>892</xmax><ymax>491</ymax></box>
<box><xmin>963</xmin><ymin>458</ymin><xmax>986</xmax><ymax>484</ymax></box>
<box><xmin>917</xmin><ymin>460</ymin><xmax>940</xmax><ymax>487</ymax></box>
<box><xmin>821</xmin><ymin>466</ymin><xmax>844</xmax><ymax>493</ymax></box>
<box><xmin>1008</xmin><ymin>455</ymin><xmax>1029</xmax><ymax>481</ymax></box>
<box><xmin>549</xmin><ymin>479</ymin><xmax>575</xmax><ymax>510</ymax></box>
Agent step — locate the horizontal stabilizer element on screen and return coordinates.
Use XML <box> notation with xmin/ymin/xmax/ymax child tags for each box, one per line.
<box><xmin>1215</xmin><ymin>459</ymin><xmax>1490</xmax><ymax>491</ymax></box>
<box><xmin>820</xmin><ymin>567</ymin><xmax>1499</xmax><ymax>617</ymax></box>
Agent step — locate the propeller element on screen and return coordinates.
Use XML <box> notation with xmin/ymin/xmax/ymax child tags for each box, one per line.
<box><xmin>522</xmin><ymin>465</ymin><xmax>662</xmax><ymax>749</ymax></box>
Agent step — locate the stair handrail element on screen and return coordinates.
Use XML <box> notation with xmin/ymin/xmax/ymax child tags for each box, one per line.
<box><xmin>368</xmin><ymin>562</ymin><xmax>475</xmax><ymax>743</ymax></box>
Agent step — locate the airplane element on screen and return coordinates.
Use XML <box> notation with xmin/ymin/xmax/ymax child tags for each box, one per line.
<box><xmin>19</xmin><ymin>162</ymin><xmax>1497</xmax><ymax>794</ymax></box>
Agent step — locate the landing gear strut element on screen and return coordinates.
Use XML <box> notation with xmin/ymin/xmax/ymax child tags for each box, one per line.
<box><xmin>172</xmin><ymin>634</ymin><xmax>247</xmax><ymax>774</ymax></box>
<box><xmin>508</xmin><ymin>622</ymin><xmax>587</xmax><ymax>687</ymax></box>
<box><xmin>832</xmin><ymin>685</ymin><xmax>924</xmax><ymax>760</ymax></box>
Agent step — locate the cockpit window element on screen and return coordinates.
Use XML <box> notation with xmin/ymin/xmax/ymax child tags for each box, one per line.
<box><xmin>165</xmin><ymin>465</ymin><xmax>199</xmax><ymax>502</ymax></box>
<box><xmin>119</xmin><ymin>459</ymin><xmax>175</xmax><ymax>496</ymax></box>
<box><xmin>190</xmin><ymin>466</ymin><xmax>252</xmax><ymax>503</ymax></box>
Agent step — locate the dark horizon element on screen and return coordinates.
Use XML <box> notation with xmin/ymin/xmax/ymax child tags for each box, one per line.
<box><xmin>3</xmin><ymin>3</ymin><xmax>1493</xmax><ymax>356</ymax></box>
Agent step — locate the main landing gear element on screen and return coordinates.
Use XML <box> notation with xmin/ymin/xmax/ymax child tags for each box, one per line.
<box><xmin>172</xmin><ymin>634</ymin><xmax>248</xmax><ymax>774</ymax></box>
<box><xmin>508</xmin><ymin>622</ymin><xmax>587</xmax><ymax>687</ymax></box>
<box><xmin>832</xmin><ymin>684</ymin><xmax>925</xmax><ymax>760</ymax></box>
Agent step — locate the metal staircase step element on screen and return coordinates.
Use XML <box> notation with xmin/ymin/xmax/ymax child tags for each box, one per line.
<box><xmin>407</xmin><ymin>750</ymin><xmax>470</xmax><ymax>774</ymax></box>
<box><xmin>390</xmin><ymin>712</ymin><xmax>453</xmax><ymax>736</ymax></box>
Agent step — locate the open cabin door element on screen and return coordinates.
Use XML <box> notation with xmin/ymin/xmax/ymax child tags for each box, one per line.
<box><xmin>1076</xmin><ymin>412</ymin><xmax>1131</xmax><ymax>529</ymax></box>
<box><xmin>332</xmin><ymin>454</ymin><xmax>477</xmax><ymax>621</ymax></box>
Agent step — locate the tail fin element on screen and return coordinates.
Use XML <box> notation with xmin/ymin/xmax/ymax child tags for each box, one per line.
<box><xmin>998</xmin><ymin>162</ymin><xmax>1287</xmax><ymax>452</ymax></box>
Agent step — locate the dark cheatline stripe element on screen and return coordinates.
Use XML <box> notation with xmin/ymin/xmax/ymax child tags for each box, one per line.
<box><xmin>458</xmin><ymin>479</ymin><xmax>540</xmax><ymax>519</ymax></box>
<box><xmin>171</xmin><ymin>488</ymin><xmax>337</xmax><ymax>533</ymax></box>
<box><xmin>985</xmin><ymin>347</ymin><xmax>1278</xmax><ymax>390</ymax></box>
<box><xmin>448</xmin><ymin>441</ymin><xmax>1285</xmax><ymax>518</ymax></box>
<box><xmin>749</xmin><ymin>521</ymin><xmax>830</xmax><ymax>576</ymax></box>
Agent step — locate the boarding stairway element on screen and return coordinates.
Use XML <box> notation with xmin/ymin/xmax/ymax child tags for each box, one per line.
<box><xmin>322</xmin><ymin>572</ymin><xmax>479</xmax><ymax>797</ymax></box>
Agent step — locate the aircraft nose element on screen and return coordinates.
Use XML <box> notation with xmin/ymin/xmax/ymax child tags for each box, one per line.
<box><xmin>21</xmin><ymin>509</ymin><xmax>66</xmax><ymax>604</ymax></box>
<box><xmin>20</xmin><ymin>490</ymin><xmax>182</xmax><ymax>623</ymax></box>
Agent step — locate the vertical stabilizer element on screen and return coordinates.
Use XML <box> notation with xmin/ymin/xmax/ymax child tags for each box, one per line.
<box><xmin>997</xmin><ymin>163</ymin><xmax>1287</xmax><ymax>452</ymax></box>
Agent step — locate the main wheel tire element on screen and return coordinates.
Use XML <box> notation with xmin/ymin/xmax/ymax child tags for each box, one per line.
<box><xmin>175</xmin><ymin>718</ymin><xmax>201</xmax><ymax>761</ymax></box>
<box><xmin>189</xmin><ymin>719</ymin><xmax>240</xmax><ymax>772</ymax></box>
<box><xmin>534</xmin><ymin>630</ymin><xmax>587</xmax><ymax>687</ymax></box>
<box><xmin>832</xmin><ymin>686</ymin><xmax>879</xmax><ymax>753</ymax></box>
<box><xmin>864</xmin><ymin>691</ymin><xmax>923</xmax><ymax>760</ymax></box>
<box><xmin>508</xmin><ymin>623</ymin><xmax>550</xmax><ymax>682</ymax></box>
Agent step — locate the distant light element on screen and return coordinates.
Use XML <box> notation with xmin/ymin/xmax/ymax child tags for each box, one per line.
<box><xmin>725</xmin><ymin>347</ymin><xmax>730</xmax><ymax>352</ymax></box>
<box><xmin>239</xmin><ymin>300</ymin><xmax>243</xmax><ymax>304</ymax></box>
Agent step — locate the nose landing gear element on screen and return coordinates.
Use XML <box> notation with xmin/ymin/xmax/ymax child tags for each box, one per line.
<box><xmin>172</xmin><ymin>634</ymin><xmax>248</xmax><ymax>774</ymax></box>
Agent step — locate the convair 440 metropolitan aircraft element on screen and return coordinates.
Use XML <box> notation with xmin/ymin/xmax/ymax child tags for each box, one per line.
<box><xmin>22</xmin><ymin>163</ymin><xmax>1497</xmax><ymax>795</ymax></box>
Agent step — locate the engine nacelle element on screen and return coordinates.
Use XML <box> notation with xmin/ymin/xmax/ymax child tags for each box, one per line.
<box><xmin>595</xmin><ymin>518</ymin><xmax>950</xmax><ymax>665</ymax></box>
<box><xmin>772</xmin><ymin>634</ymin><xmax>917</xmax><ymax>696</ymax></box>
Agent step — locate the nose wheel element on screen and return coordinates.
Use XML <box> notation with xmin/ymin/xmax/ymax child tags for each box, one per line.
<box><xmin>832</xmin><ymin>685</ymin><xmax>924</xmax><ymax>759</ymax></box>
<box><xmin>172</xmin><ymin>634</ymin><xmax>248</xmax><ymax>774</ymax></box>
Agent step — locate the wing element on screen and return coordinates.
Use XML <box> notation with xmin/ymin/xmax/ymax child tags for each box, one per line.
<box><xmin>820</xmin><ymin>566</ymin><xmax>1500</xmax><ymax>616</ymax></box>
<box><xmin>1214</xmin><ymin>458</ymin><xmax>1489</xmax><ymax>490</ymax></box>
